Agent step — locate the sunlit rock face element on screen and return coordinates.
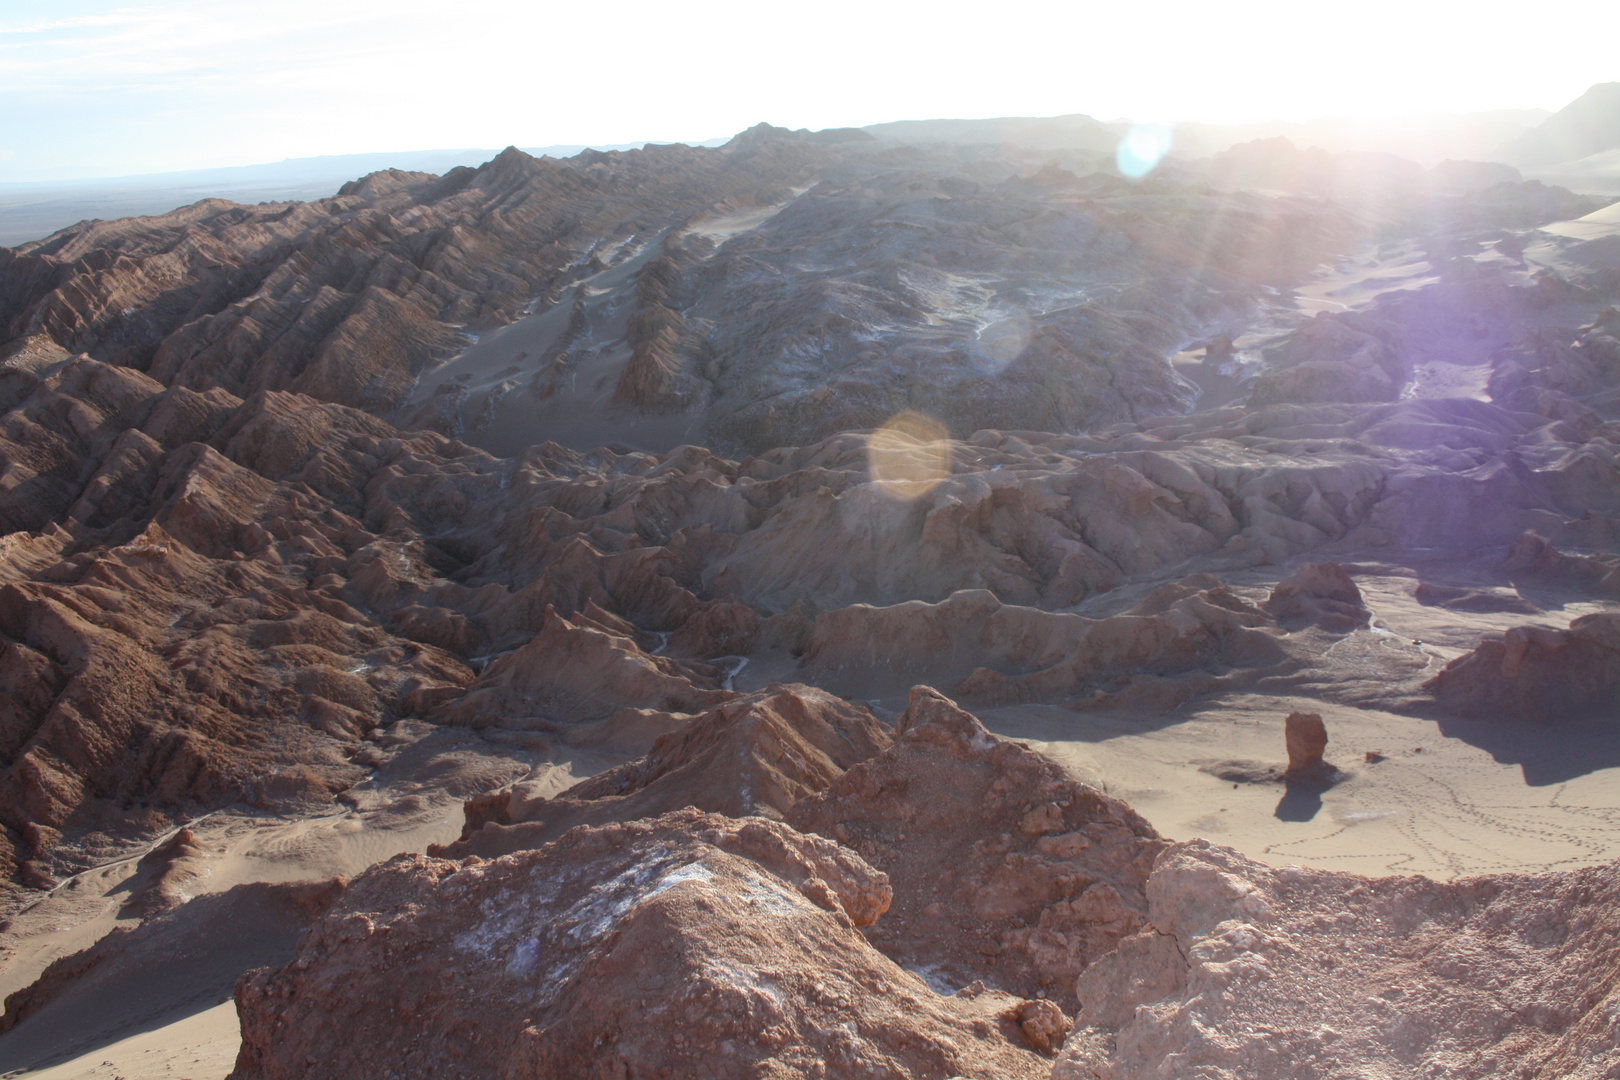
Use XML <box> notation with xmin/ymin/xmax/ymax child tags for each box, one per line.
<box><xmin>229</xmin><ymin>810</ymin><xmax>1057</xmax><ymax>1080</ymax></box>
<box><xmin>788</xmin><ymin>687</ymin><xmax>1167</xmax><ymax>1011</ymax></box>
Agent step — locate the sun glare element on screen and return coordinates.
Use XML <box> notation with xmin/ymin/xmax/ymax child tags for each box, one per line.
<box><xmin>866</xmin><ymin>411</ymin><xmax>953</xmax><ymax>498</ymax></box>
<box><xmin>1117</xmin><ymin>124</ymin><xmax>1174</xmax><ymax>179</ymax></box>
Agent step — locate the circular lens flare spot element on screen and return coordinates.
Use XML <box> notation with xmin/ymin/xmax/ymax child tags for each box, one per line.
<box><xmin>1117</xmin><ymin>124</ymin><xmax>1173</xmax><ymax>179</ymax></box>
<box><xmin>867</xmin><ymin>411</ymin><xmax>952</xmax><ymax>497</ymax></box>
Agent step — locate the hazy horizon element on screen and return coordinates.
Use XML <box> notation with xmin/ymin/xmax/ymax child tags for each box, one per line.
<box><xmin>2</xmin><ymin>0</ymin><xmax>1617</xmax><ymax>183</ymax></box>
<box><xmin>0</xmin><ymin>106</ymin><xmax>1557</xmax><ymax>189</ymax></box>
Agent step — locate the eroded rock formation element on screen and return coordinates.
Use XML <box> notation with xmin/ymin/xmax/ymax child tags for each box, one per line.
<box><xmin>2</xmin><ymin>339</ymin><xmax>1618</xmax><ymax>896</ymax></box>
<box><xmin>433</xmin><ymin>683</ymin><xmax>891</xmax><ymax>859</ymax></box>
<box><xmin>229</xmin><ymin>810</ymin><xmax>1055</xmax><ymax>1080</ymax></box>
<box><xmin>1264</xmin><ymin>562</ymin><xmax>1371</xmax><ymax>631</ymax></box>
<box><xmin>1500</xmin><ymin>530</ymin><xmax>1620</xmax><ymax>596</ymax></box>
<box><xmin>1283</xmin><ymin>711</ymin><xmax>1329</xmax><ymax>776</ymax></box>
<box><xmin>789</xmin><ymin>688</ymin><xmax>1166</xmax><ymax>1009</ymax></box>
<box><xmin>803</xmin><ymin>579</ymin><xmax>1294</xmax><ymax>709</ymax></box>
<box><xmin>1425</xmin><ymin>613</ymin><xmax>1620</xmax><ymax>720</ymax></box>
<box><xmin>433</xmin><ymin>602</ymin><xmax>731</xmax><ymax>728</ymax></box>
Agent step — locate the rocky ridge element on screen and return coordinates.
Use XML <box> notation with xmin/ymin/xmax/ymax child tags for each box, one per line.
<box><xmin>433</xmin><ymin>683</ymin><xmax>892</xmax><ymax>858</ymax></box>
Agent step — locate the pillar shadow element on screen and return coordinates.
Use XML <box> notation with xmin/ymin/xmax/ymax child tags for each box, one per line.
<box><xmin>1274</xmin><ymin>770</ymin><xmax>1338</xmax><ymax>822</ymax></box>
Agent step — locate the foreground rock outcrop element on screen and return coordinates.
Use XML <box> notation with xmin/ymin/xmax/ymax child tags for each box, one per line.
<box><xmin>433</xmin><ymin>683</ymin><xmax>1166</xmax><ymax>1011</ymax></box>
<box><xmin>230</xmin><ymin>810</ymin><xmax>1055</xmax><ymax>1080</ymax></box>
<box><xmin>790</xmin><ymin>688</ymin><xmax>1166</xmax><ymax>1009</ymax></box>
<box><xmin>1057</xmin><ymin>840</ymin><xmax>1620</xmax><ymax>1080</ymax></box>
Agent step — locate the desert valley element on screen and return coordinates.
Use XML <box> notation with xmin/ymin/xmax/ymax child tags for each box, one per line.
<box><xmin>0</xmin><ymin>69</ymin><xmax>1618</xmax><ymax>1079</ymax></box>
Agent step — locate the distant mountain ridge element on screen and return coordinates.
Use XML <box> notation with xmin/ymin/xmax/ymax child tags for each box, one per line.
<box><xmin>860</xmin><ymin>109</ymin><xmax>1549</xmax><ymax>167</ymax></box>
<box><xmin>0</xmin><ymin>141</ymin><xmax>728</xmax><ymax>247</ymax></box>
<box><xmin>1502</xmin><ymin>83</ymin><xmax>1620</xmax><ymax>167</ymax></box>
<box><xmin>7</xmin><ymin>86</ymin><xmax>1617</xmax><ymax>249</ymax></box>
<box><xmin>862</xmin><ymin>114</ymin><xmax>1122</xmax><ymax>153</ymax></box>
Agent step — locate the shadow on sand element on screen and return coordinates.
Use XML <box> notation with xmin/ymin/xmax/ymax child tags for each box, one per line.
<box><xmin>1434</xmin><ymin>711</ymin><xmax>1620</xmax><ymax>786</ymax></box>
<box><xmin>1274</xmin><ymin>775</ymin><xmax>1333</xmax><ymax>821</ymax></box>
<box><xmin>0</xmin><ymin>884</ymin><xmax>313</xmax><ymax>1074</ymax></box>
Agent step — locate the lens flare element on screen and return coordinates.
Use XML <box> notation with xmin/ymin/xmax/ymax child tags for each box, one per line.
<box><xmin>1116</xmin><ymin>124</ymin><xmax>1173</xmax><ymax>179</ymax></box>
<box><xmin>973</xmin><ymin>311</ymin><xmax>1031</xmax><ymax>374</ymax></box>
<box><xmin>866</xmin><ymin>410</ymin><xmax>952</xmax><ymax>497</ymax></box>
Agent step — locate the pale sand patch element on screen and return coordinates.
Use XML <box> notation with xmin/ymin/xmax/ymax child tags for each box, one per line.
<box><xmin>0</xmin><ymin>805</ymin><xmax>470</xmax><ymax>1079</ymax></box>
<box><xmin>680</xmin><ymin>189</ymin><xmax>810</xmax><ymax>245</ymax></box>
<box><xmin>1536</xmin><ymin>199</ymin><xmax>1620</xmax><ymax>241</ymax></box>
<box><xmin>1578</xmin><ymin>198</ymin><xmax>1620</xmax><ymax>225</ymax></box>
<box><xmin>743</xmin><ymin>553</ymin><xmax>1620</xmax><ymax>882</ymax></box>
<box><xmin>0</xmin><ymin>725</ymin><xmax>576</xmax><ymax>1076</ymax></box>
<box><xmin>1292</xmin><ymin>241</ymin><xmax>1441</xmax><ymax>317</ymax></box>
<box><xmin>0</xmin><ymin>778</ymin><xmax>474</xmax><ymax>1005</ymax></box>
<box><xmin>0</xmin><ymin>808</ymin><xmax>459</xmax><ymax>1079</ymax></box>
<box><xmin>12</xmin><ymin>1001</ymin><xmax>238</xmax><ymax>1080</ymax></box>
<box><xmin>992</xmin><ymin>559</ymin><xmax>1620</xmax><ymax>880</ymax></box>
<box><xmin>985</xmin><ymin>693</ymin><xmax>1620</xmax><ymax>881</ymax></box>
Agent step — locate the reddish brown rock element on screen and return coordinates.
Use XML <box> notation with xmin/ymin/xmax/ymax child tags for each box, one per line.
<box><xmin>1263</xmin><ymin>561</ymin><xmax>1371</xmax><ymax>631</ymax></box>
<box><xmin>0</xmin><ymin>471</ymin><xmax>471</xmax><ymax>894</ymax></box>
<box><xmin>1425</xmin><ymin>613</ymin><xmax>1620</xmax><ymax>721</ymax></box>
<box><xmin>1501</xmin><ymin>530</ymin><xmax>1620</xmax><ymax>596</ymax></box>
<box><xmin>433</xmin><ymin>683</ymin><xmax>891</xmax><ymax>859</ymax></box>
<box><xmin>118</xmin><ymin>825</ymin><xmax>212</xmax><ymax>916</ymax></box>
<box><xmin>789</xmin><ymin>686</ymin><xmax>1166</xmax><ymax>1010</ymax></box>
<box><xmin>229</xmin><ymin>810</ymin><xmax>1052</xmax><ymax>1080</ymax></box>
<box><xmin>1284</xmin><ymin>711</ymin><xmax>1329</xmax><ymax>776</ymax></box>
<box><xmin>1071</xmin><ymin>927</ymin><xmax>1188</xmax><ymax>1029</ymax></box>
<box><xmin>433</xmin><ymin>602</ymin><xmax>730</xmax><ymax>728</ymax></box>
<box><xmin>1</xmin><ymin>122</ymin><xmax>1619</xmax><ymax>1079</ymax></box>
<box><xmin>0</xmin><ymin>143</ymin><xmax>1616</xmax><ymax>924</ymax></box>
<box><xmin>802</xmin><ymin>578</ymin><xmax>1291</xmax><ymax>708</ymax></box>
<box><xmin>1</xmin><ymin>368</ymin><xmax>1615</xmax><ymax>904</ymax></box>
<box><xmin>1009</xmin><ymin>997</ymin><xmax>1073</xmax><ymax>1053</ymax></box>
<box><xmin>0</xmin><ymin>355</ymin><xmax>167</xmax><ymax>533</ymax></box>
<box><xmin>666</xmin><ymin>596</ymin><xmax>761</xmax><ymax>658</ymax></box>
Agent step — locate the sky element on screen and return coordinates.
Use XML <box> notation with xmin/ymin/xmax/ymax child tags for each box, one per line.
<box><xmin>1</xmin><ymin>0</ymin><xmax>1617</xmax><ymax>183</ymax></box>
